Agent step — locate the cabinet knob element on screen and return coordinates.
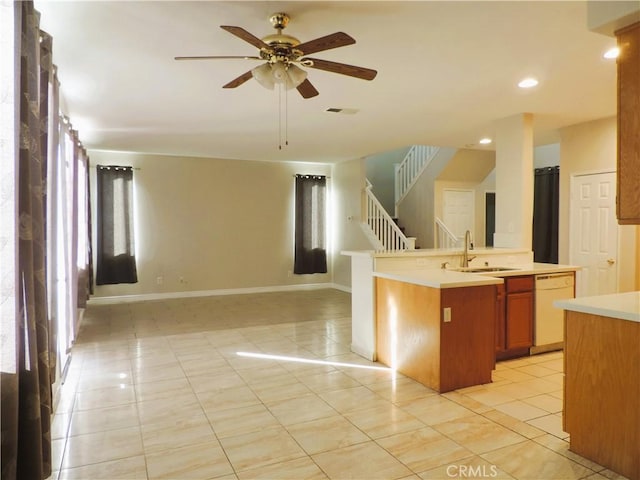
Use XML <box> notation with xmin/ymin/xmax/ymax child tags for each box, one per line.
<box><xmin>607</xmin><ymin>258</ymin><xmax>616</xmax><ymax>265</ymax></box>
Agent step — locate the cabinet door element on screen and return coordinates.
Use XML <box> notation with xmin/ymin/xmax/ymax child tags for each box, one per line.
<box><xmin>506</xmin><ymin>291</ymin><xmax>533</xmax><ymax>349</ymax></box>
<box><xmin>616</xmin><ymin>21</ymin><xmax>640</xmax><ymax>224</ymax></box>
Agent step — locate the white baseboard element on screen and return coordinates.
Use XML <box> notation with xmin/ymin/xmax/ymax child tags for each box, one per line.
<box><xmin>331</xmin><ymin>282</ymin><xmax>352</xmax><ymax>293</ymax></box>
<box><xmin>88</xmin><ymin>282</ymin><xmax>351</xmax><ymax>305</ymax></box>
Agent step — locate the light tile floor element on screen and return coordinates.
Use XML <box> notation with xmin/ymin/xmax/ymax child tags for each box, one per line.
<box><xmin>48</xmin><ymin>289</ymin><xmax>628</xmax><ymax>480</ymax></box>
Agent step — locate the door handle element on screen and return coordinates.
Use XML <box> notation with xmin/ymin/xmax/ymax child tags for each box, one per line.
<box><xmin>607</xmin><ymin>258</ymin><xmax>616</xmax><ymax>265</ymax></box>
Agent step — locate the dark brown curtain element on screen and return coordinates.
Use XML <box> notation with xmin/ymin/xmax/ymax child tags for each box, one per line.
<box><xmin>532</xmin><ymin>166</ymin><xmax>560</xmax><ymax>264</ymax></box>
<box><xmin>96</xmin><ymin>165</ymin><xmax>138</xmax><ymax>285</ymax></box>
<box><xmin>40</xmin><ymin>30</ymin><xmax>57</xmax><ymax>390</ymax></box>
<box><xmin>1</xmin><ymin>2</ymin><xmax>53</xmax><ymax>479</ymax></box>
<box><xmin>294</xmin><ymin>174</ymin><xmax>327</xmax><ymax>274</ymax></box>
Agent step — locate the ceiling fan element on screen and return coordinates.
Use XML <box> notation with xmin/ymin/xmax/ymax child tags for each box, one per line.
<box><xmin>174</xmin><ymin>13</ymin><xmax>377</xmax><ymax>99</ymax></box>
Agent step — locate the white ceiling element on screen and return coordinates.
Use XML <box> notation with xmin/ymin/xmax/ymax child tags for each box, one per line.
<box><xmin>34</xmin><ymin>1</ymin><xmax>620</xmax><ymax>163</ymax></box>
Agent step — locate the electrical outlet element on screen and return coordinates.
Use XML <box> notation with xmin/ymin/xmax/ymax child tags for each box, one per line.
<box><xmin>443</xmin><ymin>307</ymin><xmax>452</xmax><ymax>323</ymax></box>
<box><xmin>179</xmin><ymin>276</ymin><xmax>185</xmax><ymax>284</ymax></box>
<box><xmin>156</xmin><ymin>276</ymin><xmax>163</xmax><ymax>285</ymax></box>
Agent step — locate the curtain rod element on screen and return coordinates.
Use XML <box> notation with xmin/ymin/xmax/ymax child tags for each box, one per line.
<box><xmin>293</xmin><ymin>175</ymin><xmax>330</xmax><ymax>178</ymax></box>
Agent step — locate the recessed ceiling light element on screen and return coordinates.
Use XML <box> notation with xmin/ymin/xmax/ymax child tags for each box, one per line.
<box><xmin>479</xmin><ymin>138</ymin><xmax>492</xmax><ymax>145</ymax></box>
<box><xmin>603</xmin><ymin>47</ymin><xmax>620</xmax><ymax>59</ymax></box>
<box><xmin>518</xmin><ymin>77</ymin><xmax>539</xmax><ymax>89</ymax></box>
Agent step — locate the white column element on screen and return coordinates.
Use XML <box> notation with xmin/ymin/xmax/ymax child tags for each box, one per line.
<box><xmin>493</xmin><ymin>113</ymin><xmax>534</xmax><ymax>249</ymax></box>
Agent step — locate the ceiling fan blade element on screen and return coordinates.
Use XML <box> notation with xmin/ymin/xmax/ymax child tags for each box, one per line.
<box><xmin>295</xmin><ymin>32</ymin><xmax>355</xmax><ymax>56</ymax></box>
<box><xmin>175</xmin><ymin>55</ymin><xmax>261</xmax><ymax>61</ymax></box>
<box><xmin>296</xmin><ymin>79</ymin><xmax>319</xmax><ymax>99</ymax></box>
<box><xmin>222</xmin><ymin>70</ymin><xmax>254</xmax><ymax>89</ymax></box>
<box><xmin>304</xmin><ymin>57</ymin><xmax>377</xmax><ymax>81</ymax></box>
<box><xmin>220</xmin><ymin>25</ymin><xmax>272</xmax><ymax>51</ymax></box>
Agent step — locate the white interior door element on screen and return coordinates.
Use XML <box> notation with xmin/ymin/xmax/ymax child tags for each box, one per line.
<box><xmin>443</xmin><ymin>189</ymin><xmax>475</xmax><ymax>244</ymax></box>
<box><xmin>570</xmin><ymin>172</ymin><xmax>618</xmax><ymax>297</ymax></box>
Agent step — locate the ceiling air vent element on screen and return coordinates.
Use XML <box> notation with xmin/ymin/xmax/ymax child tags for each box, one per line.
<box><xmin>325</xmin><ymin>108</ymin><xmax>359</xmax><ymax>114</ymax></box>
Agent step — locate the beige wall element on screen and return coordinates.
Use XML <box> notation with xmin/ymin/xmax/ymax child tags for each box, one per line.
<box><xmin>437</xmin><ymin>149</ymin><xmax>495</xmax><ymax>182</ymax></box>
<box><xmin>559</xmin><ymin>116</ymin><xmax>638</xmax><ymax>292</ymax></box>
<box><xmin>365</xmin><ymin>146</ymin><xmax>410</xmax><ymax>215</ymax></box>
<box><xmin>89</xmin><ymin>151</ymin><xmax>332</xmax><ymax>297</ymax></box>
<box><xmin>332</xmin><ymin>157</ymin><xmax>375</xmax><ymax>289</ymax></box>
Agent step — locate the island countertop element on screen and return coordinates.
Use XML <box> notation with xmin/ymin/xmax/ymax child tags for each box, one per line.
<box><xmin>373</xmin><ymin>269</ymin><xmax>504</xmax><ymax>289</ymax></box>
<box><xmin>373</xmin><ymin>263</ymin><xmax>579</xmax><ymax>289</ymax></box>
<box><xmin>341</xmin><ymin>247</ymin><xmax>531</xmax><ymax>258</ymax></box>
<box><xmin>555</xmin><ymin>291</ymin><xmax>640</xmax><ymax>323</ymax></box>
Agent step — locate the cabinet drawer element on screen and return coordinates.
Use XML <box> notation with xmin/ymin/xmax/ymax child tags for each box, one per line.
<box><xmin>506</xmin><ymin>275</ymin><xmax>534</xmax><ymax>293</ymax></box>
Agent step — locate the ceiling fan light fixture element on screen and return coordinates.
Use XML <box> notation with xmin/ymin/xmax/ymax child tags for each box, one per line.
<box><xmin>286</xmin><ymin>64</ymin><xmax>308</xmax><ymax>88</ymax></box>
<box><xmin>253</xmin><ymin>62</ymin><xmax>307</xmax><ymax>91</ymax></box>
<box><xmin>271</xmin><ymin>62</ymin><xmax>288</xmax><ymax>84</ymax></box>
<box><xmin>251</xmin><ymin>63</ymin><xmax>275</xmax><ymax>90</ymax></box>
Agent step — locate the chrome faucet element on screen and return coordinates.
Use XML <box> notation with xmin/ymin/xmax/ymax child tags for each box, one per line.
<box><xmin>461</xmin><ymin>230</ymin><xmax>476</xmax><ymax>267</ymax></box>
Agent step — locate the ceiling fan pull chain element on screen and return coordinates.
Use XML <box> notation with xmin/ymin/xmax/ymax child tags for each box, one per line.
<box><xmin>285</xmin><ymin>85</ymin><xmax>289</xmax><ymax>146</ymax></box>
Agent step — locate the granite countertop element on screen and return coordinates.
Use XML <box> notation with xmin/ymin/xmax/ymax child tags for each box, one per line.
<box><xmin>555</xmin><ymin>291</ymin><xmax>640</xmax><ymax>323</ymax></box>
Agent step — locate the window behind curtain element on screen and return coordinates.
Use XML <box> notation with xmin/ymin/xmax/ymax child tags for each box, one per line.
<box><xmin>294</xmin><ymin>174</ymin><xmax>327</xmax><ymax>275</ymax></box>
<box><xmin>96</xmin><ymin>165</ymin><xmax>138</xmax><ymax>285</ymax></box>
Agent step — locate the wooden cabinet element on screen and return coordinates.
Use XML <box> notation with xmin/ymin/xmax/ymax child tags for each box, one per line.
<box><xmin>496</xmin><ymin>275</ymin><xmax>534</xmax><ymax>360</ymax></box>
<box><xmin>376</xmin><ymin>278</ymin><xmax>496</xmax><ymax>393</ymax></box>
<box><xmin>506</xmin><ymin>292</ymin><xmax>534</xmax><ymax>349</ymax></box>
<box><xmin>495</xmin><ymin>283</ymin><xmax>506</xmax><ymax>355</ymax></box>
<box><xmin>616</xmin><ymin>21</ymin><xmax>640</xmax><ymax>224</ymax></box>
<box><xmin>563</xmin><ymin>310</ymin><xmax>640</xmax><ymax>479</ymax></box>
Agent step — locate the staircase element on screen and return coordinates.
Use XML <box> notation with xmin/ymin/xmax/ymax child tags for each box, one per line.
<box><xmin>362</xmin><ymin>180</ymin><xmax>416</xmax><ymax>251</ymax></box>
<box><xmin>362</xmin><ymin>145</ymin><xmax>441</xmax><ymax>252</ymax></box>
<box><xmin>394</xmin><ymin>145</ymin><xmax>440</xmax><ymax>214</ymax></box>
<box><xmin>435</xmin><ymin>217</ymin><xmax>461</xmax><ymax>248</ymax></box>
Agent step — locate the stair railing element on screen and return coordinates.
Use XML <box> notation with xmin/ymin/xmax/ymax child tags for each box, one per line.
<box><xmin>435</xmin><ymin>217</ymin><xmax>460</xmax><ymax>249</ymax></box>
<box><xmin>363</xmin><ymin>180</ymin><xmax>416</xmax><ymax>251</ymax></box>
<box><xmin>395</xmin><ymin>145</ymin><xmax>440</xmax><ymax>208</ymax></box>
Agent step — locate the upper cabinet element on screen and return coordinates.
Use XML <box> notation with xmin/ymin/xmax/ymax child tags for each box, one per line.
<box><xmin>616</xmin><ymin>21</ymin><xmax>640</xmax><ymax>224</ymax></box>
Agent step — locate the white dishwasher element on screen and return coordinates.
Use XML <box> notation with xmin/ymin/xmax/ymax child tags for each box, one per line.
<box><xmin>532</xmin><ymin>273</ymin><xmax>575</xmax><ymax>354</ymax></box>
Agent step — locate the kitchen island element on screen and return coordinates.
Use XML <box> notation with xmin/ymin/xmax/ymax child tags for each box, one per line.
<box><xmin>555</xmin><ymin>292</ymin><xmax>640</xmax><ymax>480</ymax></box>
<box><xmin>342</xmin><ymin>248</ymin><xmax>578</xmax><ymax>362</ymax></box>
<box><xmin>374</xmin><ymin>269</ymin><xmax>503</xmax><ymax>393</ymax></box>
<box><xmin>342</xmin><ymin>248</ymin><xmax>533</xmax><ymax>360</ymax></box>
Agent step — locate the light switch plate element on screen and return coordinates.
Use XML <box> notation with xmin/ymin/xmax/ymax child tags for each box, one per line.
<box><xmin>443</xmin><ymin>307</ymin><xmax>451</xmax><ymax>322</ymax></box>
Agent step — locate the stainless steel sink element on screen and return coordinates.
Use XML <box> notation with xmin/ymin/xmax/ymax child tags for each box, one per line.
<box><xmin>455</xmin><ymin>266</ymin><xmax>518</xmax><ymax>273</ymax></box>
